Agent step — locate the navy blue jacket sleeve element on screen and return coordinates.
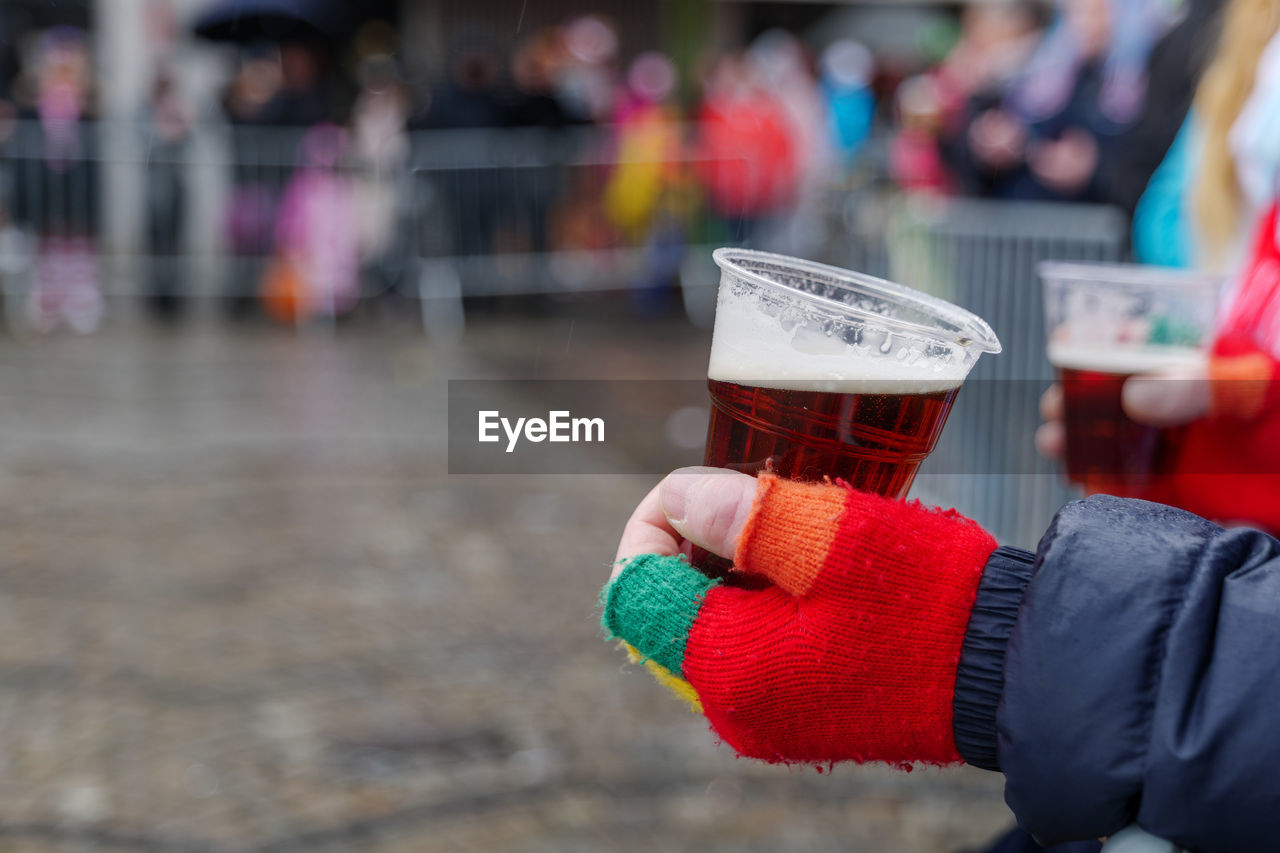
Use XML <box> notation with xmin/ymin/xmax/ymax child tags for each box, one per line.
<box><xmin>952</xmin><ymin>495</ymin><xmax>1280</xmax><ymax>853</ymax></box>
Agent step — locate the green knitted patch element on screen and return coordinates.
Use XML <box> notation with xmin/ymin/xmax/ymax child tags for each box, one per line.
<box><xmin>600</xmin><ymin>554</ymin><xmax>719</xmax><ymax>679</ymax></box>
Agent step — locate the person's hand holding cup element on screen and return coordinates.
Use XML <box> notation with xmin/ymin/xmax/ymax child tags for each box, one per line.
<box><xmin>1038</xmin><ymin>263</ymin><xmax>1221</xmax><ymax>498</ymax></box>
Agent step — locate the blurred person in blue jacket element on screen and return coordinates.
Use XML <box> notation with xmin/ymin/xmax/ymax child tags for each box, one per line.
<box><xmin>820</xmin><ymin>40</ymin><xmax>875</xmax><ymax>171</ymax></box>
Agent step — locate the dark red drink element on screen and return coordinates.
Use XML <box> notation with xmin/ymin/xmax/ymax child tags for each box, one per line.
<box><xmin>698</xmin><ymin>249</ymin><xmax>1002</xmax><ymax>574</ymax></box>
<box><xmin>1058</xmin><ymin>366</ymin><xmax>1190</xmax><ymax>498</ymax></box>
<box><xmin>703</xmin><ymin>378</ymin><xmax>962</xmax><ymax>496</ymax></box>
<box><xmin>694</xmin><ymin>378</ymin><xmax>962</xmax><ymax>575</ymax></box>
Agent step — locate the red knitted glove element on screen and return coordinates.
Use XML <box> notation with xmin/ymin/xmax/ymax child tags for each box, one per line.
<box><xmin>602</xmin><ymin>473</ymin><xmax>998</xmax><ymax>766</ymax></box>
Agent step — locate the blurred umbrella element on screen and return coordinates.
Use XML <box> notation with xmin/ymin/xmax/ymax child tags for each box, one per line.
<box><xmin>193</xmin><ymin>0</ymin><xmax>350</xmax><ymax>43</ymax></box>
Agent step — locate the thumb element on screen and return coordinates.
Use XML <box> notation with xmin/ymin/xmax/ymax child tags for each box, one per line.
<box><xmin>1122</xmin><ymin>365</ymin><xmax>1209</xmax><ymax>427</ymax></box>
<box><xmin>660</xmin><ymin>466</ymin><xmax>758</xmax><ymax>559</ymax></box>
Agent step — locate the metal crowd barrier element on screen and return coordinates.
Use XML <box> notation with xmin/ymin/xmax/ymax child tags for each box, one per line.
<box><xmin>0</xmin><ymin>121</ymin><xmax>380</xmax><ymax>328</ymax></box>
<box><xmin>0</xmin><ymin>120</ymin><xmax>761</xmax><ymax>330</ymax></box>
<box><xmin>407</xmin><ymin>126</ymin><xmax>762</xmax><ymax>334</ymax></box>
<box><xmin>840</xmin><ymin>196</ymin><xmax>1130</xmax><ymax>548</ymax></box>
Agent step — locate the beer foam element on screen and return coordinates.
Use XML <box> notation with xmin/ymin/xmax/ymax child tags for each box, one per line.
<box><xmin>1047</xmin><ymin>342</ymin><xmax>1206</xmax><ymax>375</ymax></box>
<box><xmin>708</xmin><ymin>300</ymin><xmax>969</xmax><ymax>394</ymax></box>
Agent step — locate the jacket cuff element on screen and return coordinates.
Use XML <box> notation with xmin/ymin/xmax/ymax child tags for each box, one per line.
<box><xmin>952</xmin><ymin>545</ymin><xmax>1036</xmax><ymax>771</ymax></box>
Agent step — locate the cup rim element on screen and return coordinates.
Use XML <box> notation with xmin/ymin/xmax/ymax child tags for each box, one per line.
<box><xmin>1037</xmin><ymin>260</ymin><xmax>1224</xmax><ymax>289</ymax></box>
<box><xmin>712</xmin><ymin>247</ymin><xmax>1002</xmax><ymax>355</ymax></box>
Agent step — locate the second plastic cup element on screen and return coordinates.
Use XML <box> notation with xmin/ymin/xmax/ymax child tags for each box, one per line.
<box><xmin>1040</xmin><ymin>261</ymin><xmax>1222</xmax><ymax>497</ymax></box>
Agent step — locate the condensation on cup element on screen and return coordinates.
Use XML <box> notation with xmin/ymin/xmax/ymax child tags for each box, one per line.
<box><xmin>703</xmin><ymin>249</ymin><xmax>1002</xmax><ymax>497</ymax></box>
<box><xmin>1040</xmin><ymin>261</ymin><xmax>1222</xmax><ymax>497</ymax></box>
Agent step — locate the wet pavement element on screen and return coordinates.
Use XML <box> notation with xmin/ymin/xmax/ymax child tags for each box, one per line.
<box><xmin>0</xmin><ymin>306</ymin><xmax>1012</xmax><ymax>852</ymax></box>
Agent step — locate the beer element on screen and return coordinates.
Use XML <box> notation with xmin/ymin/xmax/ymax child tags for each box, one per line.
<box><xmin>704</xmin><ymin>378</ymin><xmax>961</xmax><ymax>496</ymax></box>
<box><xmin>701</xmin><ymin>252</ymin><xmax>978</xmax><ymax>496</ymax></box>
<box><xmin>1049</xmin><ymin>342</ymin><xmax>1205</xmax><ymax>497</ymax></box>
<box><xmin>697</xmin><ymin>249</ymin><xmax>1000</xmax><ymax>571</ymax></box>
<box><xmin>1039</xmin><ymin>261</ymin><xmax>1222</xmax><ymax>496</ymax></box>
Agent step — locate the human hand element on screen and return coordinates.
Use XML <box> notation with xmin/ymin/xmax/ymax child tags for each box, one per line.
<box><xmin>603</xmin><ymin>467</ymin><xmax>998</xmax><ymax>765</ymax></box>
<box><xmin>1036</xmin><ymin>365</ymin><xmax>1210</xmax><ymax>464</ymax></box>
<box><xmin>969</xmin><ymin>109</ymin><xmax>1027</xmax><ymax>171</ymax></box>
<box><xmin>1029</xmin><ymin>128</ymin><xmax>1099</xmax><ymax>195</ymax></box>
<box><xmin>610</xmin><ymin>467</ymin><xmax>756</xmax><ymax>580</ymax></box>
<box><xmin>1035</xmin><ymin>383</ymin><xmax>1067</xmax><ymax>462</ymax></box>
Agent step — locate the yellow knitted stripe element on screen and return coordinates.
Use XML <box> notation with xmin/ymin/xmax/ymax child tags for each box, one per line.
<box><xmin>623</xmin><ymin>643</ymin><xmax>703</xmax><ymax>713</ymax></box>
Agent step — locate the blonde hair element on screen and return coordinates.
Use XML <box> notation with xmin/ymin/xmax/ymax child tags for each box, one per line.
<box><xmin>1193</xmin><ymin>0</ymin><xmax>1280</xmax><ymax>260</ymax></box>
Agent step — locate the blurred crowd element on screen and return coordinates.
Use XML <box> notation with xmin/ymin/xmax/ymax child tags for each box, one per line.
<box><xmin>0</xmin><ymin>0</ymin><xmax>1279</xmax><ymax>331</ymax></box>
<box><xmin>889</xmin><ymin>0</ymin><xmax>1215</xmax><ymax>212</ymax></box>
<box><xmin>211</xmin><ymin>14</ymin><xmax>886</xmax><ymax>324</ymax></box>
<box><xmin>0</xmin><ymin>10</ymin><xmax>883</xmax><ymax>329</ymax></box>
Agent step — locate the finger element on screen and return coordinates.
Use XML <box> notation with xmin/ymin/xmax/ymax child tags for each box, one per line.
<box><xmin>1207</xmin><ymin>352</ymin><xmax>1275</xmax><ymax>419</ymax></box>
<box><xmin>1122</xmin><ymin>368</ymin><xmax>1209</xmax><ymax>427</ymax></box>
<box><xmin>1040</xmin><ymin>384</ymin><xmax>1063</xmax><ymax>421</ymax></box>
<box><xmin>613</xmin><ymin>482</ymin><xmax>679</xmax><ymax>577</ymax></box>
<box><xmin>659</xmin><ymin>466</ymin><xmax>758</xmax><ymax>560</ymax></box>
<box><xmin>601</xmin><ymin>553</ymin><xmax>720</xmax><ymax>681</ymax></box>
<box><xmin>1035</xmin><ymin>420</ymin><xmax>1065</xmax><ymax>462</ymax></box>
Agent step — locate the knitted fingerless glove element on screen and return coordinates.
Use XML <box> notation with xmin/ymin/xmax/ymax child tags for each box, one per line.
<box><xmin>601</xmin><ymin>473</ymin><xmax>999</xmax><ymax>766</ymax></box>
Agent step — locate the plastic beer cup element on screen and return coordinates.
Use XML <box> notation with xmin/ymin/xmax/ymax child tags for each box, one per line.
<box><xmin>703</xmin><ymin>249</ymin><xmax>1002</xmax><ymax>495</ymax></box>
<box><xmin>1040</xmin><ymin>261</ymin><xmax>1221</xmax><ymax>497</ymax></box>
